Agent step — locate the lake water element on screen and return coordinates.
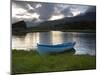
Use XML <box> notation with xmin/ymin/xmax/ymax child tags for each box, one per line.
<box><xmin>12</xmin><ymin>31</ymin><xmax>96</xmax><ymax>55</ymax></box>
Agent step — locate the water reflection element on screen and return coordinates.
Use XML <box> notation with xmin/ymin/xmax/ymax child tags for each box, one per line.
<box><xmin>39</xmin><ymin>32</ymin><xmax>52</xmax><ymax>44</ymax></box>
<box><xmin>12</xmin><ymin>31</ymin><xmax>96</xmax><ymax>55</ymax></box>
<box><xmin>74</xmin><ymin>33</ymin><xmax>96</xmax><ymax>55</ymax></box>
<box><xmin>12</xmin><ymin>33</ymin><xmax>39</xmax><ymax>50</ymax></box>
<box><xmin>52</xmin><ymin>31</ymin><xmax>63</xmax><ymax>44</ymax></box>
<box><xmin>62</xmin><ymin>32</ymin><xmax>75</xmax><ymax>43</ymax></box>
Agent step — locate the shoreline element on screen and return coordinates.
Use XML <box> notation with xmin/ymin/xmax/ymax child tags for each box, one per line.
<box><xmin>12</xmin><ymin>29</ymin><xmax>96</xmax><ymax>35</ymax></box>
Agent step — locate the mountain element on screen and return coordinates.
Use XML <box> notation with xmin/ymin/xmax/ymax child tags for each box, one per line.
<box><xmin>26</xmin><ymin>21</ymin><xmax>42</xmax><ymax>27</ymax></box>
<box><xmin>34</xmin><ymin>11</ymin><xmax>96</xmax><ymax>30</ymax></box>
<box><xmin>12</xmin><ymin>20</ymin><xmax>27</xmax><ymax>29</ymax></box>
<box><xmin>12</xmin><ymin>20</ymin><xmax>27</xmax><ymax>35</ymax></box>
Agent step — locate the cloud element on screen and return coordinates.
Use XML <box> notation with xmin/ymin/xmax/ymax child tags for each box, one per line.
<box><xmin>12</xmin><ymin>1</ymin><xmax>41</xmax><ymax>23</ymax></box>
<box><xmin>87</xmin><ymin>6</ymin><xmax>96</xmax><ymax>12</ymax></box>
<box><xmin>49</xmin><ymin>14</ymin><xmax>64</xmax><ymax>20</ymax></box>
<box><xmin>37</xmin><ymin>3</ymin><xmax>55</xmax><ymax>20</ymax></box>
<box><xmin>12</xmin><ymin>1</ymin><xmax>96</xmax><ymax>23</ymax></box>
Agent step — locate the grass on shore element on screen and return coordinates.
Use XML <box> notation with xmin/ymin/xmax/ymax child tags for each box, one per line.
<box><xmin>12</xmin><ymin>50</ymin><xmax>96</xmax><ymax>75</ymax></box>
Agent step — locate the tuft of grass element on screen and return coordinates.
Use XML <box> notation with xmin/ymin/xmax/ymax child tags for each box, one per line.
<box><xmin>12</xmin><ymin>50</ymin><xmax>96</xmax><ymax>74</ymax></box>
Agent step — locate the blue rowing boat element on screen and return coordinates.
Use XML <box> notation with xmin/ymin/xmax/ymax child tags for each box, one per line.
<box><xmin>37</xmin><ymin>42</ymin><xmax>76</xmax><ymax>54</ymax></box>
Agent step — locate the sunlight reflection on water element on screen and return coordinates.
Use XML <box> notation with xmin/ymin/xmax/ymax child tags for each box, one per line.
<box><xmin>12</xmin><ymin>31</ymin><xmax>96</xmax><ymax>55</ymax></box>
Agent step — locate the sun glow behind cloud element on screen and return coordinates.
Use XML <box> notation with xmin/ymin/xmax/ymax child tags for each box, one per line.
<box><xmin>72</xmin><ymin>11</ymin><xmax>81</xmax><ymax>16</ymax></box>
<box><xmin>49</xmin><ymin>15</ymin><xmax>64</xmax><ymax>20</ymax></box>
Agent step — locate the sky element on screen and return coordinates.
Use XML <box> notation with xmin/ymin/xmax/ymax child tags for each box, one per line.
<box><xmin>12</xmin><ymin>0</ymin><xmax>96</xmax><ymax>23</ymax></box>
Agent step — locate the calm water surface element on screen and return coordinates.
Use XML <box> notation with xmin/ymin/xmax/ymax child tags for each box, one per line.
<box><xmin>12</xmin><ymin>31</ymin><xmax>96</xmax><ymax>55</ymax></box>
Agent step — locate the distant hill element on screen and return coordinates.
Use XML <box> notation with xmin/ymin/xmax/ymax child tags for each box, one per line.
<box><xmin>12</xmin><ymin>20</ymin><xmax>27</xmax><ymax>35</ymax></box>
<box><xmin>34</xmin><ymin>12</ymin><xmax>96</xmax><ymax>30</ymax></box>
<box><xmin>12</xmin><ymin>20</ymin><xmax>27</xmax><ymax>29</ymax></box>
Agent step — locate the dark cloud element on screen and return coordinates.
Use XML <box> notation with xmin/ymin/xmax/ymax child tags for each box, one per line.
<box><xmin>12</xmin><ymin>1</ymin><xmax>28</xmax><ymax>10</ymax></box>
<box><xmin>12</xmin><ymin>1</ymin><xmax>96</xmax><ymax>23</ymax></box>
<box><xmin>87</xmin><ymin>6</ymin><xmax>96</xmax><ymax>12</ymax></box>
<box><xmin>61</xmin><ymin>7</ymin><xmax>73</xmax><ymax>16</ymax></box>
<box><xmin>37</xmin><ymin>3</ymin><xmax>55</xmax><ymax>20</ymax></box>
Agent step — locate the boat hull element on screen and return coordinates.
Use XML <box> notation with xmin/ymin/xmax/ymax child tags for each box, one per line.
<box><xmin>37</xmin><ymin>42</ymin><xmax>76</xmax><ymax>54</ymax></box>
